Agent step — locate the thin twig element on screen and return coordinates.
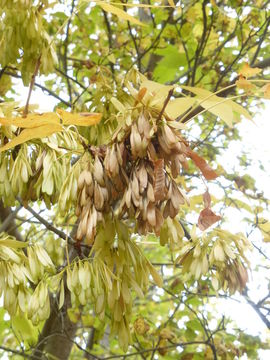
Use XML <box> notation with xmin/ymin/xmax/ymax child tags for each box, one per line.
<box><xmin>17</xmin><ymin>198</ymin><xmax>90</xmax><ymax>250</ymax></box>
<box><xmin>156</xmin><ymin>89</ymin><xmax>174</xmax><ymax>122</ymax></box>
<box><xmin>0</xmin><ymin>205</ymin><xmax>22</xmax><ymax>233</ymax></box>
<box><xmin>4</xmin><ymin>70</ymin><xmax>72</xmax><ymax>107</ymax></box>
<box><xmin>23</xmin><ymin>56</ymin><xmax>41</xmax><ymax>117</ymax></box>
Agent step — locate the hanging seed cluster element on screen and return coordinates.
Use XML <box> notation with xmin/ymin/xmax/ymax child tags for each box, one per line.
<box><xmin>76</xmin><ymin>109</ymin><xmax>190</xmax><ymax>244</ymax></box>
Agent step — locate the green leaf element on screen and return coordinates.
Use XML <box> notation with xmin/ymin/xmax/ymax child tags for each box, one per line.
<box><xmin>11</xmin><ymin>315</ymin><xmax>38</xmax><ymax>345</ymax></box>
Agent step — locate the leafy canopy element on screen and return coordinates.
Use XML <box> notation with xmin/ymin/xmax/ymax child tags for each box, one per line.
<box><xmin>0</xmin><ymin>1</ymin><xmax>270</xmax><ymax>359</ymax></box>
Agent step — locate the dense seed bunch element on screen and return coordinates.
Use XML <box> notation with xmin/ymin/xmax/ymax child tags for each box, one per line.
<box><xmin>176</xmin><ymin>229</ymin><xmax>251</xmax><ymax>292</ymax></box>
<box><xmin>0</xmin><ymin>0</ymin><xmax>57</xmax><ymax>84</ymax></box>
<box><xmin>75</xmin><ymin>108</ymin><xmax>190</xmax><ymax>244</ymax></box>
<box><xmin>76</xmin><ymin>156</ymin><xmax>107</xmax><ymax>243</ymax></box>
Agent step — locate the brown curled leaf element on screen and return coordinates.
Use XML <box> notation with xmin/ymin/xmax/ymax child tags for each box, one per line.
<box><xmin>186</xmin><ymin>148</ymin><xmax>218</xmax><ymax>180</ymax></box>
<box><xmin>198</xmin><ymin>208</ymin><xmax>221</xmax><ymax>231</ymax></box>
<box><xmin>203</xmin><ymin>190</ymin><xmax>211</xmax><ymax>208</ymax></box>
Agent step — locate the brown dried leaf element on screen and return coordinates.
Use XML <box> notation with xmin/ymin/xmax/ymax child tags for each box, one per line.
<box><xmin>203</xmin><ymin>190</ymin><xmax>211</xmax><ymax>208</ymax></box>
<box><xmin>198</xmin><ymin>208</ymin><xmax>221</xmax><ymax>231</ymax></box>
<box><xmin>187</xmin><ymin>148</ymin><xmax>218</xmax><ymax>180</ymax></box>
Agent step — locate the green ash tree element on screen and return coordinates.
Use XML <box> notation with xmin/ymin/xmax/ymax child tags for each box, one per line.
<box><xmin>0</xmin><ymin>0</ymin><xmax>270</xmax><ymax>359</ymax></box>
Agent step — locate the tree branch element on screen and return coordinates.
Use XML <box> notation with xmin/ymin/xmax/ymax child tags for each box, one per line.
<box><xmin>4</xmin><ymin>70</ymin><xmax>72</xmax><ymax>107</ymax></box>
<box><xmin>0</xmin><ymin>201</ymin><xmax>24</xmax><ymax>242</ymax></box>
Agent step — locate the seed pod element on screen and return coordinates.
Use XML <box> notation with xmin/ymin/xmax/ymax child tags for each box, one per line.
<box><xmin>75</xmin><ymin>203</ymin><xmax>82</xmax><ymax>217</ymax></box>
<box><xmin>84</xmin><ymin>170</ymin><xmax>92</xmax><ymax>186</ymax></box>
<box><xmin>147</xmin><ymin>182</ymin><xmax>155</xmax><ymax>202</ymax></box>
<box><xmin>137</xmin><ymin>163</ymin><xmax>148</xmax><ymax>190</ymax></box>
<box><xmin>131</xmin><ymin>174</ymin><xmax>140</xmax><ymax>201</ymax></box>
<box><xmin>130</xmin><ymin>124</ymin><xmax>142</xmax><ymax>158</ymax></box>
<box><xmin>80</xmin><ymin>187</ymin><xmax>88</xmax><ymax>207</ymax></box>
<box><xmin>125</xmin><ymin>186</ymin><xmax>132</xmax><ymax>208</ymax></box>
<box><xmin>157</xmin><ymin>132</ymin><xmax>171</xmax><ymax>155</ymax></box>
<box><xmin>78</xmin><ymin>170</ymin><xmax>86</xmax><ymax>190</ymax></box>
<box><xmin>163</xmin><ymin>200</ymin><xmax>170</xmax><ymax>219</ymax></box>
<box><xmin>163</xmin><ymin>124</ymin><xmax>177</xmax><ymax>147</ymax></box>
<box><xmin>171</xmin><ymin>156</ymin><xmax>181</xmax><ymax>178</ymax></box>
<box><xmin>76</xmin><ymin>221</ymin><xmax>84</xmax><ymax>241</ymax></box>
<box><xmin>137</xmin><ymin>112</ymin><xmax>146</xmax><ymax>135</ymax></box>
<box><xmin>94</xmin><ymin>183</ymin><xmax>104</xmax><ymax>210</ymax></box>
<box><xmin>143</xmin><ymin>117</ymin><xmax>151</xmax><ymax>140</ymax></box>
<box><xmin>109</xmin><ymin>146</ymin><xmax>119</xmax><ymax>177</ymax></box>
<box><xmin>147</xmin><ymin>203</ymin><xmax>156</xmax><ymax>227</ymax></box>
<box><xmin>85</xmin><ymin>216</ymin><xmax>94</xmax><ymax>244</ymax></box>
<box><xmin>147</xmin><ymin>142</ymin><xmax>158</xmax><ymax>161</ymax></box>
<box><xmin>116</xmin><ymin>143</ymin><xmax>124</xmax><ymax>166</ymax></box>
<box><xmin>93</xmin><ymin>155</ymin><xmax>105</xmax><ymax>186</ymax></box>
<box><xmin>169</xmin><ymin>200</ymin><xmax>178</xmax><ymax>218</ymax></box>
<box><xmin>80</xmin><ymin>211</ymin><xmax>89</xmax><ymax>238</ymax></box>
<box><xmin>155</xmin><ymin>207</ymin><xmax>164</xmax><ymax>234</ymax></box>
<box><xmin>21</xmin><ymin>162</ymin><xmax>28</xmax><ymax>183</ymax></box>
<box><xmin>141</xmin><ymin>197</ymin><xmax>149</xmax><ymax>220</ymax></box>
<box><xmin>171</xmin><ymin>182</ymin><xmax>185</xmax><ymax>209</ymax></box>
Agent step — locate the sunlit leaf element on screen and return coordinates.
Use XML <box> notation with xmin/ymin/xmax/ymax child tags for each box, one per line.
<box><xmin>99</xmin><ymin>2</ymin><xmax>145</xmax><ymax>26</ymax></box>
<box><xmin>181</xmin><ymin>85</ymin><xmax>251</xmax><ymax>125</ymax></box>
<box><xmin>166</xmin><ymin>98</ymin><xmax>196</xmax><ymax>119</ymax></box>
<box><xmin>56</xmin><ymin>108</ymin><xmax>102</xmax><ymax>126</ymax></box>
<box><xmin>239</xmin><ymin>63</ymin><xmax>262</xmax><ymax>78</ymax></box>
<box><xmin>258</xmin><ymin>219</ymin><xmax>270</xmax><ymax>242</ymax></box>
<box><xmin>0</xmin><ymin>124</ymin><xmax>62</xmax><ymax>152</ymax></box>
<box><xmin>0</xmin><ymin>238</ymin><xmax>28</xmax><ymax>249</ymax></box>
<box><xmin>141</xmin><ymin>80</ymin><xmax>175</xmax><ymax>102</ymax></box>
<box><xmin>0</xmin><ymin>112</ymin><xmax>59</xmax><ymax>128</ymax></box>
<box><xmin>148</xmin><ymin>262</ymin><xmax>163</xmax><ymax>287</ymax></box>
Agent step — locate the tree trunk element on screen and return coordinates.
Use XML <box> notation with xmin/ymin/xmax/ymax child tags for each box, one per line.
<box><xmin>33</xmin><ymin>286</ymin><xmax>78</xmax><ymax>360</ymax></box>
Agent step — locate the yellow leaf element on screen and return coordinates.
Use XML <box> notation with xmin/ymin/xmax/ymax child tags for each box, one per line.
<box><xmin>236</xmin><ymin>76</ymin><xmax>255</xmax><ymax>91</ymax></box>
<box><xmin>0</xmin><ymin>112</ymin><xmax>59</xmax><ymax>128</ymax></box>
<box><xmin>0</xmin><ymin>238</ymin><xmax>28</xmax><ymax>249</ymax></box>
<box><xmin>166</xmin><ymin>97</ymin><xmax>196</xmax><ymax>119</ymax></box>
<box><xmin>258</xmin><ymin>219</ymin><xmax>270</xmax><ymax>242</ymax></box>
<box><xmin>141</xmin><ymin>80</ymin><xmax>174</xmax><ymax>101</ymax></box>
<box><xmin>0</xmin><ymin>110</ymin><xmax>102</xmax><ymax>128</ymax></box>
<box><xmin>0</xmin><ymin>124</ymin><xmax>62</xmax><ymax>153</ymax></box>
<box><xmin>56</xmin><ymin>108</ymin><xmax>102</xmax><ymax>126</ymax></box>
<box><xmin>239</xmin><ymin>63</ymin><xmax>261</xmax><ymax>78</ymax></box>
<box><xmin>148</xmin><ymin>262</ymin><xmax>163</xmax><ymax>287</ymax></box>
<box><xmin>262</xmin><ymin>83</ymin><xmax>270</xmax><ymax>99</ymax></box>
<box><xmin>181</xmin><ymin>85</ymin><xmax>251</xmax><ymax>126</ymax></box>
<box><xmin>99</xmin><ymin>2</ymin><xmax>145</xmax><ymax>26</ymax></box>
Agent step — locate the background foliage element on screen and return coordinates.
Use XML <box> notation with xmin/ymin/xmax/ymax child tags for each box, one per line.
<box><xmin>0</xmin><ymin>0</ymin><xmax>270</xmax><ymax>359</ymax></box>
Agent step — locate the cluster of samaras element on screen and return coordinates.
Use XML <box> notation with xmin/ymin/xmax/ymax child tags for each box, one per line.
<box><xmin>75</xmin><ymin>110</ymin><xmax>190</xmax><ymax>244</ymax></box>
